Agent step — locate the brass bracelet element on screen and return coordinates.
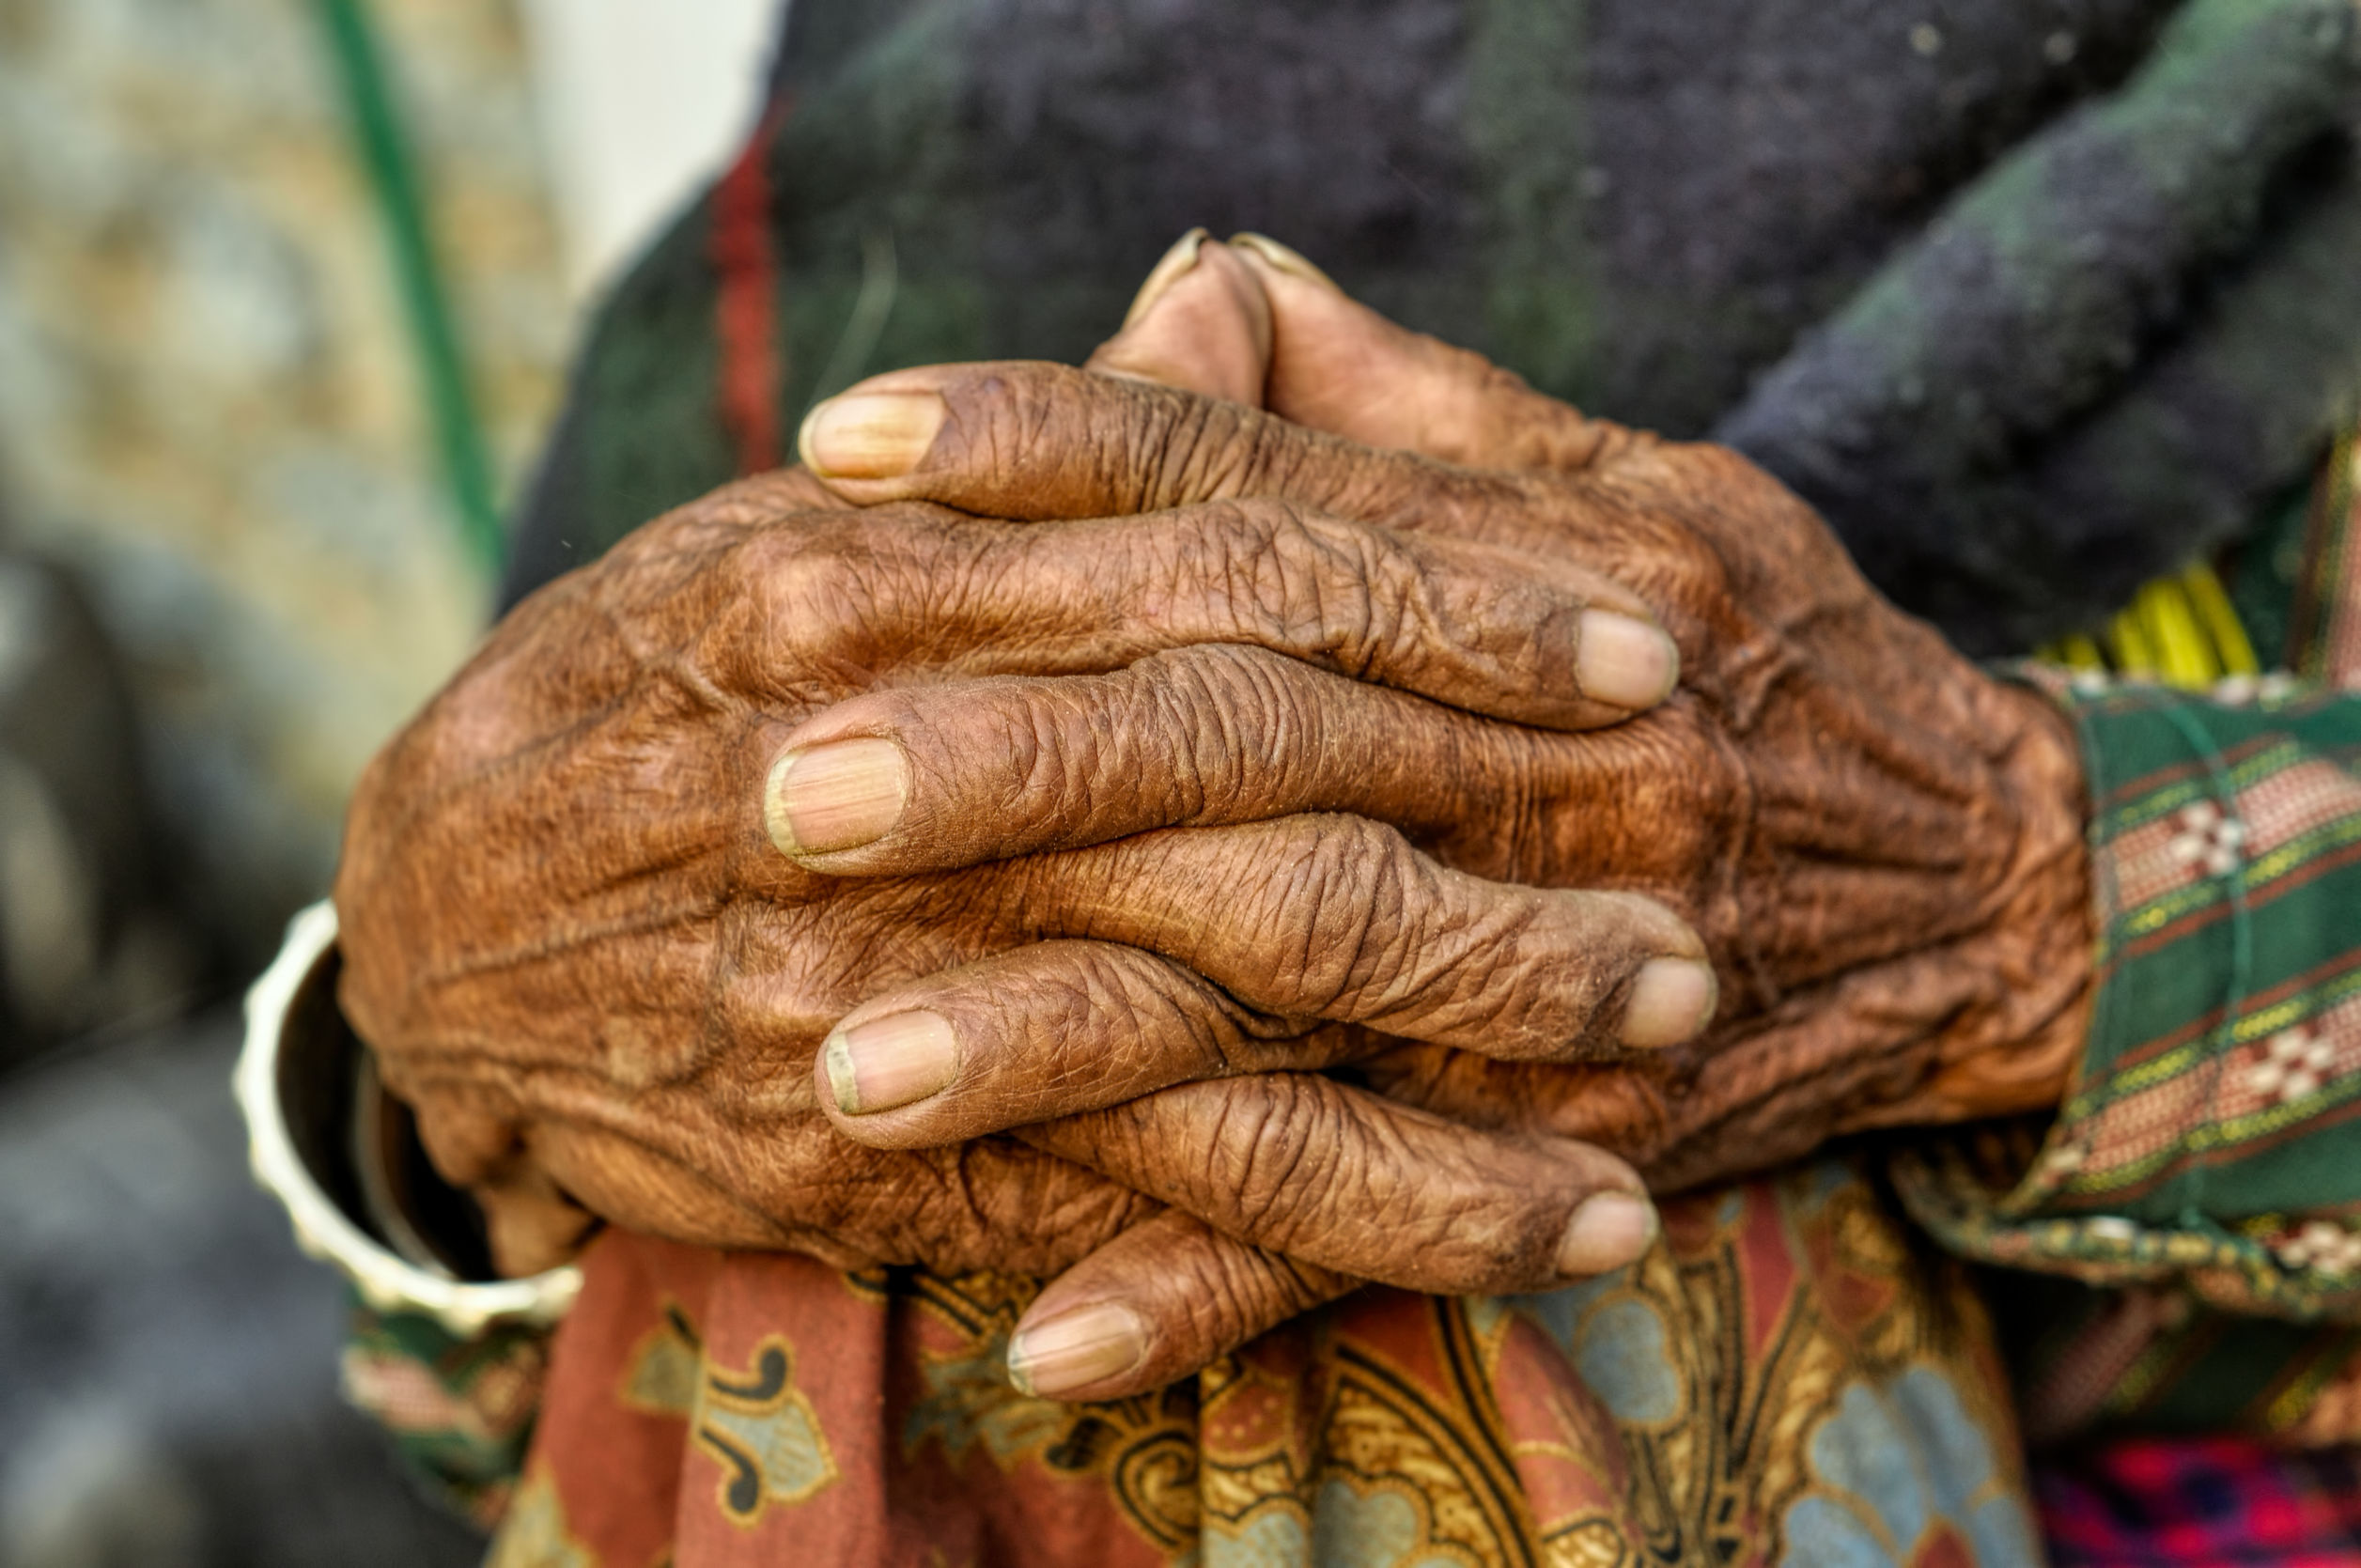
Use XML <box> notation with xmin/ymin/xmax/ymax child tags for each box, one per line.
<box><xmin>235</xmin><ymin>900</ymin><xmax>579</xmax><ymax>1338</ymax></box>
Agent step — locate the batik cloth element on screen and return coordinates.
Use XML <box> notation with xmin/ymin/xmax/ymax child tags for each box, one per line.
<box><xmin>482</xmin><ymin>1159</ymin><xmax>2043</xmax><ymax>1568</ymax></box>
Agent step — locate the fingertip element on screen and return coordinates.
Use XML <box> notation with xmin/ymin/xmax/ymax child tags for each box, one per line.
<box><xmin>764</xmin><ymin>737</ymin><xmax>910</xmax><ymax>860</ymax></box>
<box><xmin>797</xmin><ymin>390</ymin><xmax>946</xmax><ymax>482</ymax></box>
<box><xmin>1093</xmin><ymin>232</ymin><xmax>1272</xmax><ymax>406</ymax></box>
<box><xmin>1121</xmin><ymin>227</ymin><xmax>1210</xmax><ymax>329</ymax></box>
<box><xmin>1619</xmin><ymin>957</ymin><xmax>1719</xmax><ymax>1048</ymax></box>
<box><xmin>1227</xmin><ymin>232</ymin><xmax>1341</xmax><ymax>293</ymax></box>
<box><xmin>1555</xmin><ymin>1189</ymin><xmax>1658</xmax><ymax>1280</ymax></box>
<box><xmin>821</xmin><ymin>1010</ymin><xmax>959</xmax><ymax>1118</ymax></box>
<box><xmin>1006</xmin><ymin>1299</ymin><xmax>1151</xmax><ymax>1399</ymax></box>
<box><xmin>1577</xmin><ymin>609</ymin><xmax>1680</xmax><ymax>711</ymax></box>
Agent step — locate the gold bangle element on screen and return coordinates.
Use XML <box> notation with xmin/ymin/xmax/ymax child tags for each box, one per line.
<box><xmin>235</xmin><ymin>900</ymin><xmax>580</xmax><ymax>1338</ymax></box>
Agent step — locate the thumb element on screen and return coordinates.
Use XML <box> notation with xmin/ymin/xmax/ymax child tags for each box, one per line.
<box><xmin>1005</xmin><ymin>1210</ymin><xmax>1355</xmax><ymax>1400</ymax></box>
<box><xmin>1230</xmin><ymin>233</ymin><xmax>1635</xmax><ymax>474</ymax></box>
<box><xmin>1084</xmin><ymin>228</ymin><xmax>1275</xmax><ymax>408</ymax></box>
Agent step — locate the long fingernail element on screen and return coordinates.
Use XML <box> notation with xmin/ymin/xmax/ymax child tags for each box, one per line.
<box><xmin>1557</xmin><ymin>1191</ymin><xmax>1658</xmax><ymax>1278</ymax></box>
<box><xmin>824</xmin><ymin>1010</ymin><xmax>959</xmax><ymax>1115</ymax></box>
<box><xmin>1006</xmin><ymin>1302</ymin><xmax>1148</xmax><ymax>1398</ymax></box>
<box><xmin>1620</xmin><ymin>958</ymin><xmax>1718</xmax><ymax>1048</ymax></box>
<box><xmin>797</xmin><ymin>391</ymin><xmax>946</xmax><ymax>480</ymax></box>
<box><xmin>1228</xmin><ymin>232</ymin><xmax>1341</xmax><ymax>293</ymax></box>
<box><xmin>765</xmin><ymin>738</ymin><xmax>909</xmax><ymax>857</ymax></box>
<box><xmin>1122</xmin><ymin>227</ymin><xmax>1209</xmax><ymax>329</ymax></box>
<box><xmin>1577</xmin><ymin>610</ymin><xmax>1680</xmax><ymax>708</ymax></box>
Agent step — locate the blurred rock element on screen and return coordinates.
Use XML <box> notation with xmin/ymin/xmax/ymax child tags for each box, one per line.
<box><xmin>0</xmin><ymin>0</ymin><xmax>568</xmax><ymax>964</ymax></box>
<box><xmin>0</xmin><ymin>1015</ymin><xmax>482</xmax><ymax>1568</ymax></box>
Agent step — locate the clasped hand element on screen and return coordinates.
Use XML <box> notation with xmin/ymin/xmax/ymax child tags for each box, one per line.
<box><xmin>335</xmin><ymin>237</ymin><xmax>2090</xmax><ymax>1400</ymax></box>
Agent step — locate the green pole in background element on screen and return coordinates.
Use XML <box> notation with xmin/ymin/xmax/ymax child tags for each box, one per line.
<box><xmin>313</xmin><ymin>0</ymin><xmax>505</xmax><ymax>580</ymax></box>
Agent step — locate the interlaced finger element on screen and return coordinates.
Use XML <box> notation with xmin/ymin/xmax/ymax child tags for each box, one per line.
<box><xmin>1022</xmin><ymin>1073</ymin><xmax>1660</xmax><ymax>1295</ymax></box>
<box><xmin>706</xmin><ymin>496</ymin><xmax>1675</xmax><ymax>729</ymax></box>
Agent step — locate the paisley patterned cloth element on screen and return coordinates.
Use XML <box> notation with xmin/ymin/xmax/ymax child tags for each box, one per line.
<box><xmin>486</xmin><ymin>1157</ymin><xmax>2042</xmax><ymax>1567</ymax></box>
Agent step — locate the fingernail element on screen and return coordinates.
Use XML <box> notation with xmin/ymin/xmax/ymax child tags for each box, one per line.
<box><xmin>1557</xmin><ymin>1191</ymin><xmax>1658</xmax><ymax>1279</ymax></box>
<box><xmin>1228</xmin><ymin>232</ymin><xmax>1341</xmax><ymax>293</ymax></box>
<box><xmin>1620</xmin><ymin>958</ymin><xmax>1718</xmax><ymax>1048</ymax></box>
<box><xmin>765</xmin><ymin>738</ymin><xmax>909</xmax><ymax>857</ymax></box>
<box><xmin>824</xmin><ymin>1010</ymin><xmax>959</xmax><ymax>1115</ymax></box>
<box><xmin>797</xmin><ymin>391</ymin><xmax>945</xmax><ymax>480</ymax></box>
<box><xmin>1121</xmin><ymin>227</ymin><xmax>1210</xmax><ymax>329</ymax></box>
<box><xmin>1006</xmin><ymin>1301</ymin><xmax>1149</xmax><ymax>1398</ymax></box>
<box><xmin>1577</xmin><ymin>610</ymin><xmax>1680</xmax><ymax>708</ymax></box>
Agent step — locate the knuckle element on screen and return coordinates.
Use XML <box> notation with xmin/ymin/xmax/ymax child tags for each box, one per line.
<box><xmin>1148</xmin><ymin>644</ymin><xmax>1310</xmax><ymax>814</ymax></box>
<box><xmin>1248</xmin><ymin>815</ymin><xmax>1418</xmax><ymax>1012</ymax></box>
<box><xmin>1212</xmin><ymin>1079</ymin><xmax>1340</xmax><ymax>1250</ymax></box>
<box><xmin>738</xmin><ymin>514</ymin><xmax>941</xmax><ymax>678</ymax></box>
<box><xmin>1266</xmin><ymin>506</ymin><xmax>1386</xmax><ymax>670</ymax></box>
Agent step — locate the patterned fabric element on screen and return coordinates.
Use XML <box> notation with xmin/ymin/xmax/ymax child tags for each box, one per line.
<box><xmin>489</xmin><ymin>1157</ymin><xmax>2042</xmax><ymax>1567</ymax></box>
<box><xmin>341</xmin><ymin>1296</ymin><xmax>551</xmax><ymax>1527</ymax></box>
<box><xmin>1893</xmin><ymin>666</ymin><xmax>2361</xmax><ymax>1320</ymax></box>
<box><xmin>2035</xmin><ymin>1436</ymin><xmax>2361</xmax><ymax>1567</ymax></box>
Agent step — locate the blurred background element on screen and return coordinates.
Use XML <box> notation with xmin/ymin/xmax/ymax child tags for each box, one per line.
<box><xmin>0</xmin><ymin>2</ymin><xmax>776</xmax><ymax>1560</ymax></box>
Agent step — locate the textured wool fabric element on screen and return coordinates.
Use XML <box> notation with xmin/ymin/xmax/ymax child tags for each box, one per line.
<box><xmin>502</xmin><ymin>0</ymin><xmax>2361</xmax><ymax>656</ymax></box>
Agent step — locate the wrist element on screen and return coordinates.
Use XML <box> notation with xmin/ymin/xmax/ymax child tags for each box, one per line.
<box><xmin>1870</xmin><ymin>679</ymin><xmax>2094</xmax><ymax>1125</ymax></box>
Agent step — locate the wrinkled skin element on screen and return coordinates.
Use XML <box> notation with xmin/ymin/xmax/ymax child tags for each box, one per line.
<box><xmin>336</xmin><ymin>239</ymin><xmax>2091</xmax><ymax>1399</ymax></box>
<box><xmin>800</xmin><ymin>242</ymin><xmax>2093</xmax><ymax>1189</ymax></box>
<box><xmin>334</xmin><ymin>466</ymin><xmax>1682</xmax><ymax>1276</ymax></box>
<box><xmin>335</xmin><ymin>246</ymin><xmax>1698</xmax><ymax>1389</ymax></box>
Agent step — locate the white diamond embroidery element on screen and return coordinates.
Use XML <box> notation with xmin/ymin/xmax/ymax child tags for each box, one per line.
<box><xmin>2245</xmin><ymin>1025</ymin><xmax>2336</xmax><ymax>1105</ymax></box>
<box><xmin>2165</xmin><ymin>800</ymin><xmax>2247</xmax><ymax>877</ymax></box>
<box><xmin>2276</xmin><ymin>1220</ymin><xmax>2361</xmax><ymax>1278</ymax></box>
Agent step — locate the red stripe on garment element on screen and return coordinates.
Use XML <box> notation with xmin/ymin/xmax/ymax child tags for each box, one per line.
<box><xmin>713</xmin><ymin>102</ymin><xmax>790</xmax><ymax>476</ymax></box>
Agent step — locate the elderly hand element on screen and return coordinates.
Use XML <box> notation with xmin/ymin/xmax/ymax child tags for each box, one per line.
<box><xmin>787</xmin><ymin>236</ymin><xmax>2095</xmax><ymax>1195</ymax></box>
<box><xmin>331</xmin><ymin>244</ymin><xmax>1706</xmax><ymax>1402</ymax></box>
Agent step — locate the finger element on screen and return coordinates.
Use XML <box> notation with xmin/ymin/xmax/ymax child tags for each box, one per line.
<box><xmin>1230</xmin><ymin>233</ymin><xmax>1635</xmax><ymax>473</ymax></box>
<box><xmin>801</xmin><ymin>822</ymin><xmax>1714</xmax><ymax>1139</ymax></box>
<box><xmin>1021</xmin><ymin>1074</ymin><xmax>1661</xmax><ymax>1295</ymax></box>
<box><xmin>796</xmin><ymin>252</ymin><xmax>1632</xmax><ymax>525</ymax></box>
<box><xmin>798</xmin><ymin>355</ymin><xmax>1446</xmax><ymax>523</ymax></box>
<box><xmin>814</xmin><ymin>922</ymin><xmax>1707</xmax><ymax>1152</ymax></box>
<box><xmin>811</xmin><ymin>939</ymin><xmax>1360</xmax><ymax>1146</ymax></box>
<box><xmin>1003</xmin><ymin>1211</ymin><xmax>1354</xmax><ymax>1400</ymax></box>
<box><xmin>764</xmin><ymin>643</ymin><xmax>1670</xmax><ymax>874</ymax></box>
<box><xmin>1013</xmin><ymin>815</ymin><xmax>1713</xmax><ymax>1058</ymax></box>
<box><xmin>1083</xmin><ymin>228</ymin><xmax>1274</xmax><ymax>406</ymax></box>
<box><xmin>717</xmin><ymin>497</ymin><xmax>1676</xmax><ymax>730</ymax></box>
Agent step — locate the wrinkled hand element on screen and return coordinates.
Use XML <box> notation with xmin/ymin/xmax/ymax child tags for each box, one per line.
<box><xmin>332</xmin><ymin>244</ymin><xmax>1704</xmax><ymax>1400</ymax></box>
<box><xmin>787</xmin><ymin>236</ymin><xmax>2095</xmax><ymax>1194</ymax></box>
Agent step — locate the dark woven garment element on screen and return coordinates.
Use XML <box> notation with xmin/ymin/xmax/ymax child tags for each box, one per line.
<box><xmin>503</xmin><ymin>0</ymin><xmax>2361</xmax><ymax>656</ymax></box>
<box><xmin>2039</xmin><ymin>1438</ymin><xmax>2361</xmax><ymax>1566</ymax></box>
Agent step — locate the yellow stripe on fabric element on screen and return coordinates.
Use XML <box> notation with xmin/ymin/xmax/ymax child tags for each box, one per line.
<box><xmin>2111</xmin><ymin>609</ymin><xmax>2162</xmax><ymax>678</ymax></box>
<box><xmin>2043</xmin><ymin>562</ymin><xmax>2260</xmax><ymax>688</ymax></box>
<box><xmin>2183</xmin><ymin>565</ymin><xmax>2261</xmax><ymax>676</ymax></box>
<box><xmin>2058</xmin><ymin>633</ymin><xmax>2109</xmax><ymax>671</ymax></box>
<box><xmin>2137</xmin><ymin>580</ymin><xmax>2220</xmax><ymax>688</ymax></box>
